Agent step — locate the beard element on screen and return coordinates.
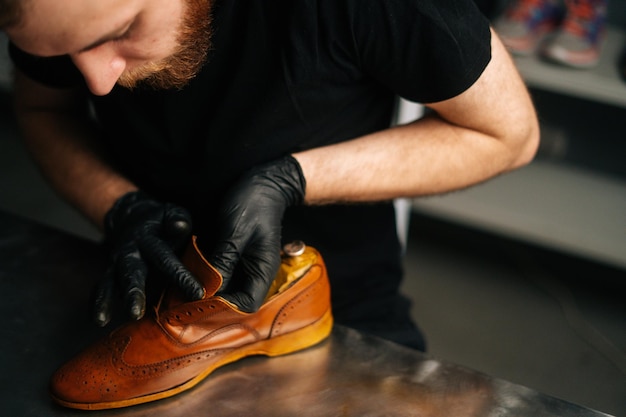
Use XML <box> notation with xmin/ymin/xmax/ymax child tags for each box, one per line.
<box><xmin>117</xmin><ymin>0</ymin><xmax>213</xmax><ymax>90</ymax></box>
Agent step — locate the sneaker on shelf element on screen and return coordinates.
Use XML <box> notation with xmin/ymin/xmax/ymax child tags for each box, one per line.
<box><xmin>494</xmin><ymin>0</ymin><xmax>565</xmax><ymax>55</ymax></box>
<box><xmin>542</xmin><ymin>0</ymin><xmax>608</xmax><ymax>68</ymax></box>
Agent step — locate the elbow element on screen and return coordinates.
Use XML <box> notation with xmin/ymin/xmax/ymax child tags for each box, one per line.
<box><xmin>507</xmin><ymin>111</ymin><xmax>541</xmax><ymax>171</ymax></box>
<box><xmin>513</xmin><ymin>130</ymin><xmax>540</xmax><ymax>169</ymax></box>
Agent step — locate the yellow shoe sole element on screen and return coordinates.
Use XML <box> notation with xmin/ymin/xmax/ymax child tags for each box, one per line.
<box><xmin>51</xmin><ymin>309</ymin><xmax>333</xmax><ymax>410</ymax></box>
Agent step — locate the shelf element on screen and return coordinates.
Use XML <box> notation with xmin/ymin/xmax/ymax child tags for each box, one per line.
<box><xmin>514</xmin><ymin>25</ymin><xmax>626</xmax><ymax>108</ymax></box>
<box><xmin>411</xmin><ymin>160</ymin><xmax>626</xmax><ymax>270</ymax></box>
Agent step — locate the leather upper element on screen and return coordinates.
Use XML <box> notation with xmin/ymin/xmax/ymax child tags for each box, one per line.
<box><xmin>50</xmin><ymin>237</ymin><xmax>332</xmax><ymax>407</ymax></box>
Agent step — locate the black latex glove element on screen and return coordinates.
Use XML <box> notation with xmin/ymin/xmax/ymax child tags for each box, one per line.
<box><xmin>93</xmin><ymin>191</ymin><xmax>205</xmax><ymax>326</ymax></box>
<box><xmin>209</xmin><ymin>156</ymin><xmax>306</xmax><ymax>312</ymax></box>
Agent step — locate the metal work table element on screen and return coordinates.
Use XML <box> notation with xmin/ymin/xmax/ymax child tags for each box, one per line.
<box><xmin>0</xmin><ymin>210</ymin><xmax>613</xmax><ymax>417</ymax></box>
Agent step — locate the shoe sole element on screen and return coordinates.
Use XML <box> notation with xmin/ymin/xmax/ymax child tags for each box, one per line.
<box><xmin>543</xmin><ymin>45</ymin><xmax>600</xmax><ymax>68</ymax></box>
<box><xmin>51</xmin><ymin>309</ymin><xmax>333</xmax><ymax>410</ymax></box>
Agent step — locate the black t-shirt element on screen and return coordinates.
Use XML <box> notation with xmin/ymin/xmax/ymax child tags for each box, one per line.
<box><xmin>10</xmin><ymin>0</ymin><xmax>491</xmax><ymax>317</ymax></box>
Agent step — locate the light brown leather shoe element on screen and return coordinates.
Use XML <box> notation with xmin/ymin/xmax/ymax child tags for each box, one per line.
<box><xmin>50</xmin><ymin>237</ymin><xmax>333</xmax><ymax>410</ymax></box>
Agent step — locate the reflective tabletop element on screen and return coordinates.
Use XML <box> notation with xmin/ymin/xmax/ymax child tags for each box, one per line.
<box><xmin>0</xmin><ymin>211</ymin><xmax>613</xmax><ymax>417</ymax></box>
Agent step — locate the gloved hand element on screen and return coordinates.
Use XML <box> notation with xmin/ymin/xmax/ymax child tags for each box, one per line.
<box><xmin>93</xmin><ymin>191</ymin><xmax>205</xmax><ymax>326</ymax></box>
<box><xmin>209</xmin><ymin>156</ymin><xmax>306</xmax><ymax>312</ymax></box>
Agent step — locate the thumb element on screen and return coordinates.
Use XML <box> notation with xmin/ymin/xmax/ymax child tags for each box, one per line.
<box><xmin>221</xmin><ymin>252</ymin><xmax>279</xmax><ymax>312</ymax></box>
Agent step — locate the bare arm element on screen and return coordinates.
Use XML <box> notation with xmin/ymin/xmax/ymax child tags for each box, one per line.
<box><xmin>294</xmin><ymin>29</ymin><xmax>540</xmax><ymax>204</ymax></box>
<box><xmin>13</xmin><ymin>70</ymin><xmax>137</xmax><ymax>230</ymax></box>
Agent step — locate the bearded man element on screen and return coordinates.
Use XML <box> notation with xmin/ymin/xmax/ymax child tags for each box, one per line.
<box><xmin>2</xmin><ymin>0</ymin><xmax>539</xmax><ymax>351</ymax></box>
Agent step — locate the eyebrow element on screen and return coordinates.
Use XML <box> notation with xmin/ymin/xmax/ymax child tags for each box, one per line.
<box><xmin>78</xmin><ymin>19</ymin><xmax>134</xmax><ymax>53</ymax></box>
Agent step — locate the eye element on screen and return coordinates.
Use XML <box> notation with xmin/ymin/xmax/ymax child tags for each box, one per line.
<box><xmin>77</xmin><ymin>18</ymin><xmax>137</xmax><ymax>54</ymax></box>
<box><xmin>111</xmin><ymin>27</ymin><xmax>133</xmax><ymax>44</ymax></box>
<box><xmin>109</xmin><ymin>17</ymin><xmax>137</xmax><ymax>46</ymax></box>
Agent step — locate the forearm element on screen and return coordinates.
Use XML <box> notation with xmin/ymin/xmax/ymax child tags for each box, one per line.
<box><xmin>294</xmin><ymin>113</ymin><xmax>533</xmax><ymax>204</ymax></box>
<box><xmin>19</xmin><ymin>113</ymin><xmax>136</xmax><ymax>229</ymax></box>
<box><xmin>14</xmin><ymin>73</ymin><xmax>137</xmax><ymax>230</ymax></box>
<box><xmin>294</xmin><ymin>29</ymin><xmax>539</xmax><ymax>205</ymax></box>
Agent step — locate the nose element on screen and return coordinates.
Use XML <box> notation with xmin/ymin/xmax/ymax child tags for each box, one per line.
<box><xmin>70</xmin><ymin>46</ymin><xmax>126</xmax><ymax>96</ymax></box>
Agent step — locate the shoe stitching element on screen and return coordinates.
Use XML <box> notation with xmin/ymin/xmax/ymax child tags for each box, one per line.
<box><xmin>270</xmin><ymin>266</ymin><xmax>325</xmax><ymax>337</ymax></box>
<box><xmin>111</xmin><ymin>335</ymin><xmax>236</xmax><ymax>380</ymax></box>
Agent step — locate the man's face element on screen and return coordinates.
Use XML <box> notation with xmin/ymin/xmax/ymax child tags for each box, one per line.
<box><xmin>7</xmin><ymin>0</ymin><xmax>213</xmax><ymax>95</ymax></box>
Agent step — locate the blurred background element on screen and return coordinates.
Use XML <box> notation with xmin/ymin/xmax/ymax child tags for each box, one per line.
<box><xmin>1</xmin><ymin>1</ymin><xmax>625</xmax><ymax>415</ymax></box>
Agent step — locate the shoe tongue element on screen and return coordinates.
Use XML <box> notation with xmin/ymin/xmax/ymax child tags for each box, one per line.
<box><xmin>162</xmin><ymin>236</ymin><xmax>223</xmax><ymax>309</ymax></box>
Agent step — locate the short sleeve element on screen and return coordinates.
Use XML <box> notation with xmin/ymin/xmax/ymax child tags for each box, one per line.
<box><xmin>347</xmin><ymin>0</ymin><xmax>492</xmax><ymax>103</ymax></box>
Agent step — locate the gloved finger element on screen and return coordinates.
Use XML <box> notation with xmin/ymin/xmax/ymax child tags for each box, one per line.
<box><xmin>92</xmin><ymin>267</ymin><xmax>116</xmax><ymax>327</ymax></box>
<box><xmin>161</xmin><ymin>204</ymin><xmax>192</xmax><ymax>250</ymax></box>
<box><xmin>221</xmin><ymin>292</ymin><xmax>257</xmax><ymax>313</ymax></box>
<box><xmin>221</xmin><ymin>251</ymin><xmax>279</xmax><ymax>312</ymax></box>
<box><xmin>138</xmin><ymin>235</ymin><xmax>205</xmax><ymax>301</ymax></box>
<box><xmin>117</xmin><ymin>244</ymin><xmax>148</xmax><ymax>320</ymax></box>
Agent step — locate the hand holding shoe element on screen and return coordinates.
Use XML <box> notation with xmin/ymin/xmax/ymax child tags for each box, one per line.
<box><xmin>209</xmin><ymin>156</ymin><xmax>306</xmax><ymax>312</ymax></box>
<box><xmin>93</xmin><ymin>191</ymin><xmax>205</xmax><ymax>326</ymax></box>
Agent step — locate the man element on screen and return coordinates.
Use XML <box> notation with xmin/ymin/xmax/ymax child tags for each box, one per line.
<box><xmin>2</xmin><ymin>0</ymin><xmax>539</xmax><ymax>351</ymax></box>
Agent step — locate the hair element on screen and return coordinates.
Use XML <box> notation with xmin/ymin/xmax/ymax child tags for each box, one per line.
<box><xmin>117</xmin><ymin>0</ymin><xmax>213</xmax><ymax>90</ymax></box>
<box><xmin>0</xmin><ymin>0</ymin><xmax>23</xmax><ymax>29</ymax></box>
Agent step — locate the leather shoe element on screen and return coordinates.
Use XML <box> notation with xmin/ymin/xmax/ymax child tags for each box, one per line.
<box><xmin>50</xmin><ymin>237</ymin><xmax>333</xmax><ymax>410</ymax></box>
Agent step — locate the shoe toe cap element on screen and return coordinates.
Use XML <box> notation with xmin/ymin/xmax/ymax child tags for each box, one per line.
<box><xmin>50</xmin><ymin>336</ymin><xmax>130</xmax><ymax>406</ymax></box>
